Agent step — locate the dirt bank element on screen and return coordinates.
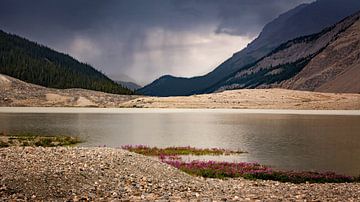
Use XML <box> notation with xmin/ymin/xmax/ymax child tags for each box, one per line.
<box><xmin>121</xmin><ymin>88</ymin><xmax>360</xmax><ymax>110</ymax></box>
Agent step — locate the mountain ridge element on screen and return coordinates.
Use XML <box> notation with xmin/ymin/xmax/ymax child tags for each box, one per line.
<box><xmin>139</xmin><ymin>0</ymin><xmax>360</xmax><ymax>96</ymax></box>
<box><xmin>214</xmin><ymin>10</ymin><xmax>360</xmax><ymax>93</ymax></box>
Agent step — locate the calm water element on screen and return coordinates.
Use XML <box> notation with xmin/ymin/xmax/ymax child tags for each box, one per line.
<box><xmin>1</xmin><ymin>108</ymin><xmax>360</xmax><ymax>176</ymax></box>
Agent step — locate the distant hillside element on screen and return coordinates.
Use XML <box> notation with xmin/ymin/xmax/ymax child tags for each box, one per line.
<box><xmin>116</xmin><ymin>81</ymin><xmax>142</xmax><ymax>91</ymax></box>
<box><xmin>0</xmin><ymin>30</ymin><xmax>133</xmax><ymax>95</ymax></box>
<box><xmin>139</xmin><ymin>0</ymin><xmax>360</xmax><ymax>96</ymax></box>
<box><xmin>212</xmin><ymin>11</ymin><xmax>360</xmax><ymax>93</ymax></box>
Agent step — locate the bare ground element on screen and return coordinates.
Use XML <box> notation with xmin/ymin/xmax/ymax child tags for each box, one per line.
<box><xmin>121</xmin><ymin>88</ymin><xmax>360</xmax><ymax>110</ymax></box>
<box><xmin>1</xmin><ymin>74</ymin><xmax>360</xmax><ymax>109</ymax></box>
<box><xmin>0</xmin><ymin>74</ymin><xmax>139</xmax><ymax>107</ymax></box>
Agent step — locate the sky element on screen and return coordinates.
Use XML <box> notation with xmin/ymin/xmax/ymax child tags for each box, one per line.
<box><xmin>0</xmin><ymin>0</ymin><xmax>314</xmax><ymax>85</ymax></box>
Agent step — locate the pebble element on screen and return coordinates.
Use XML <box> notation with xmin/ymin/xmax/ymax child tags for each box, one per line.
<box><xmin>1</xmin><ymin>147</ymin><xmax>360</xmax><ymax>201</ymax></box>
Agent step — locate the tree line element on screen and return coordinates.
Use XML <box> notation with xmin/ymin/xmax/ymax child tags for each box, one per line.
<box><xmin>0</xmin><ymin>30</ymin><xmax>133</xmax><ymax>95</ymax></box>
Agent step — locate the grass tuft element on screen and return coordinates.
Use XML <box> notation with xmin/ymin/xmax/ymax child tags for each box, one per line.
<box><xmin>0</xmin><ymin>140</ymin><xmax>9</xmax><ymax>148</ymax></box>
<box><xmin>121</xmin><ymin>145</ymin><xmax>244</xmax><ymax>156</ymax></box>
<box><xmin>0</xmin><ymin>133</ymin><xmax>82</xmax><ymax>147</ymax></box>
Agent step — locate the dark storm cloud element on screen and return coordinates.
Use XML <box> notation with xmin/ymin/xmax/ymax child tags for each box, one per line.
<box><xmin>214</xmin><ymin>0</ymin><xmax>313</xmax><ymax>36</ymax></box>
<box><xmin>0</xmin><ymin>0</ymin><xmax>313</xmax><ymax>84</ymax></box>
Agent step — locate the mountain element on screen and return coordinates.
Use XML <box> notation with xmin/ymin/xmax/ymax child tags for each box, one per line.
<box><xmin>116</xmin><ymin>81</ymin><xmax>142</xmax><ymax>91</ymax></box>
<box><xmin>211</xmin><ymin>11</ymin><xmax>360</xmax><ymax>93</ymax></box>
<box><xmin>110</xmin><ymin>74</ymin><xmax>142</xmax><ymax>91</ymax></box>
<box><xmin>0</xmin><ymin>30</ymin><xmax>133</xmax><ymax>95</ymax></box>
<box><xmin>139</xmin><ymin>0</ymin><xmax>360</xmax><ymax>96</ymax></box>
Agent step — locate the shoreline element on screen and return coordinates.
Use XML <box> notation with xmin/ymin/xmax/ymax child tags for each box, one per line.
<box><xmin>0</xmin><ymin>107</ymin><xmax>360</xmax><ymax>116</ymax></box>
<box><xmin>1</xmin><ymin>146</ymin><xmax>360</xmax><ymax>201</ymax></box>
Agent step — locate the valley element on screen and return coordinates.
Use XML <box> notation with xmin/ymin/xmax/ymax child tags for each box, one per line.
<box><xmin>1</xmin><ymin>0</ymin><xmax>360</xmax><ymax>201</ymax></box>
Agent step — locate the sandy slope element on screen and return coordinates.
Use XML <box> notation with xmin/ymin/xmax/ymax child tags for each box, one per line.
<box><xmin>0</xmin><ymin>74</ymin><xmax>139</xmax><ymax>107</ymax></box>
<box><xmin>1</xmin><ymin>74</ymin><xmax>359</xmax><ymax>109</ymax></box>
<box><xmin>121</xmin><ymin>88</ymin><xmax>360</xmax><ymax>110</ymax></box>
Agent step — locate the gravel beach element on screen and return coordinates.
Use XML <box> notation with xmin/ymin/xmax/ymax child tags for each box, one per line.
<box><xmin>1</xmin><ymin>147</ymin><xmax>359</xmax><ymax>201</ymax></box>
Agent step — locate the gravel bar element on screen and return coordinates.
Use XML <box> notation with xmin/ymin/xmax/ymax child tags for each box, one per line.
<box><xmin>1</xmin><ymin>147</ymin><xmax>359</xmax><ymax>201</ymax></box>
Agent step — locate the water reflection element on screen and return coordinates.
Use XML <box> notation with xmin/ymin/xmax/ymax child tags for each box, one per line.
<box><xmin>0</xmin><ymin>111</ymin><xmax>359</xmax><ymax>176</ymax></box>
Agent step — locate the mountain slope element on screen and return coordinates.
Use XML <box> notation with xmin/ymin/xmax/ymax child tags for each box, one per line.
<box><xmin>139</xmin><ymin>0</ymin><xmax>360</xmax><ymax>96</ymax></box>
<box><xmin>0</xmin><ymin>30</ymin><xmax>133</xmax><ymax>95</ymax></box>
<box><xmin>279</xmin><ymin>17</ymin><xmax>360</xmax><ymax>93</ymax></box>
<box><xmin>116</xmin><ymin>81</ymin><xmax>142</xmax><ymax>91</ymax></box>
<box><xmin>214</xmin><ymin>11</ymin><xmax>360</xmax><ymax>93</ymax></box>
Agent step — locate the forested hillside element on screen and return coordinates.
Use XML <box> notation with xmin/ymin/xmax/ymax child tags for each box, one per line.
<box><xmin>0</xmin><ymin>30</ymin><xmax>133</xmax><ymax>95</ymax></box>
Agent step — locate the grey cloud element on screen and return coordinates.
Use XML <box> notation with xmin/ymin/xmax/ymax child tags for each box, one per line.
<box><xmin>0</xmin><ymin>0</ymin><xmax>313</xmax><ymax>84</ymax></box>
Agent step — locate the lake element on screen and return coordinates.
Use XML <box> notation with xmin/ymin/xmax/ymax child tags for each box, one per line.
<box><xmin>1</xmin><ymin>107</ymin><xmax>360</xmax><ymax>176</ymax></box>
